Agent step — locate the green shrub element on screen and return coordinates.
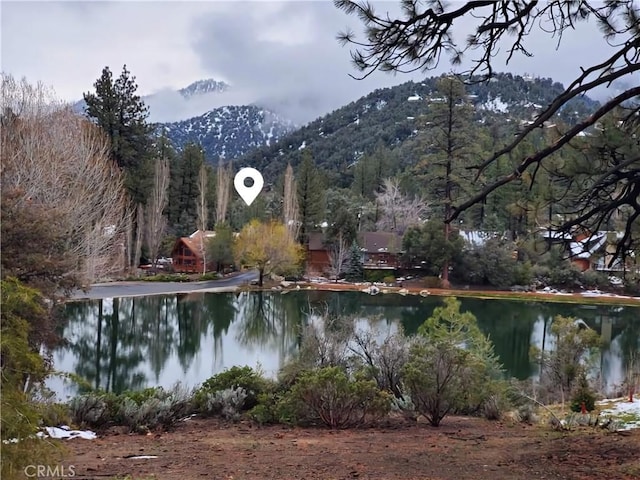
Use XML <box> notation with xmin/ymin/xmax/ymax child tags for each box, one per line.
<box><xmin>422</xmin><ymin>276</ymin><xmax>442</xmax><ymax>288</ymax></box>
<box><xmin>517</xmin><ymin>403</ymin><xmax>539</xmax><ymax>424</ymax></box>
<box><xmin>194</xmin><ymin>366</ymin><xmax>271</xmax><ymax>413</ymax></box>
<box><xmin>284</xmin><ymin>367</ymin><xmax>391</xmax><ymax>428</ymax></box>
<box><xmin>549</xmin><ymin>263</ymin><xmax>582</xmax><ymax>287</ymax></box>
<box><xmin>382</xmin><ymin>275</ymin><xmax>396</xmax><ymax>285</ymax></box>
<box><xmin>201</xmin><ymin>387</ymin><xmax>247</xmax><ymax>421</ymax></box>
<box><xmin>141</xmin><ymin>273</ymin><xmax>190</xmax><ymax>282</ymax></box>
<box><xmin>514</xmin><ymin>260</ymin><xmax>534</xmax><ymax>286</ymax></box>
<box><xmin>1</xmin><ymin>279</ymin><xmax>61</xmax><ymax>478</ymax></box>
<box><xmin>69</xmin><ymin>385</ymin><xmax>192</xmax><ymax>432</ymax></box>
<box><xmin>570</xmin><ymin>375</ymin><xmax>596</xmax><ymax>413</ymax></box>
<box><xmin>580</xmin><ymin>270</ymin><xmax>609</xmax><ymax>289</ymax></box>
<box><xmin>405</xmin><ymin>298</ymin><xmax>504</xmax><ymax>427</ymax></box>
<box><xmin>249</xmin><ymin>392</ymin><xmax>296</xmax><ymax>425</ymax></box>
<box><xmin>120</xmin><ymin>387</ymin><xmax>165</xmax><ymax>406</ymax></box>
<box><xmin>364</xmin><ymin>270</ymin><xmax>388</xmax><ymax>283</ymax></box>
<box><xmin>38</xmin><ymin>402</ymin><xmax>71</xmax><ymax>427</ymax></box>
<box><xmin>69</xmin><ymin>393</ymin><xmax>112</xmax><ymax>428</ymax></box>
<box><xmin>119</xmin><ymin>386</ymin><xmax>191</xmax><ymax>432</ymax></box>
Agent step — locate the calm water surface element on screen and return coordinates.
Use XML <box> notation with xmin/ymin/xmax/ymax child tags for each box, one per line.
<box><xmin>50</xmin><ymin>291</ymin><xmax>640</xmax><ymax>399</ymax></box>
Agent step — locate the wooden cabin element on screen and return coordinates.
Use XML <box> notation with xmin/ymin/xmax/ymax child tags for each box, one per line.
<box><xmin>171</xmin><ymin>230</ymin><xmax>216</xmax><ymax>273</ymax></box>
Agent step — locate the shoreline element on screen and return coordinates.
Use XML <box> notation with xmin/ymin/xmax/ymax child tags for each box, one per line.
<box><xmin>75</xmin><ymin>277</ymin><xmax>640</xmax><ymax>306</ymax></box>
<box><xmin>278</xmin><ymin>282</ymin><xmax>640</xmax><ymax>307</ymax></box>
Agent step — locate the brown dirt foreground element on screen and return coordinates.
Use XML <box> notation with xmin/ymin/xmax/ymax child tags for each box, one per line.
<box><xmin>60</xmin><ymin>416</ymin><xmax>640</xmax><ymax>480</ymax></box>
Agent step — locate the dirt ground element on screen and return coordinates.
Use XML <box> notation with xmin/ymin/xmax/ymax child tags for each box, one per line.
<box><xmin>60</xmin><ymin>416</ymin><xmax>639</xmax><ymax>480</ymax></box>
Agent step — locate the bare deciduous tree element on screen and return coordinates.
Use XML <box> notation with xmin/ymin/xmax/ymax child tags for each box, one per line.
<box><xmin>283</xmin><ymin>163</ymin><xmax>300</xmax><ymax>240</ymax></box>
<box><xmin>375</xmin><ymin>178</ymin><xmax>428</xmax><ymax>234</ymax></box>
<box><xmin>349</xmin><ymin>327</ymin><xmax>412</xmax><ymax>400</ymax></box>
<box><xmin>197</xmin><ymin>163</ymin><xmax>209</xmax><ymax>273</ymax></box>
<box><xmin>146</xmin><ymin>156</ymin><xmax>170</xmax><ymax>270</ymax></box>
<box><xmin>216</xmin><ymin>161</ymin><xmax>232</xmax><ymax>225</ymax></box>
<box><xmin>1</xmin><ymin>74</ymin><xmax>130</xmax><ymax>283</ymax></box>
<box><xmin>625</xmin><ymin>351</ymin><xmax>640</xmax><ymax>402</ymax></box>
<box><xmin>328</xmin><ymin>233</ymin><xmax>349</xmax><ymax>282</ymax></box>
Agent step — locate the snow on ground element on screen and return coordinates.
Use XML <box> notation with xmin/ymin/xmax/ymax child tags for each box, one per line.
<box><xmin>3</xmin><ymin>426</ymin><xmax>96</xmax><ymax>444</ymax></box>
<box><xmin>597</xmin><ymin>397</ymin><xmax>640</xmax><ymax>430</ymax></box>
<box><xmin>38</xmin><ymin>426</ymin><xmax>96</xmax><ymax>440</ymax></box>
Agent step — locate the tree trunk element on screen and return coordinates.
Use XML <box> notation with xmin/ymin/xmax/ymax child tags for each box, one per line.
<box><xmin>133</xmin><ymin>203</ymin><xmax>144</xmax><ymax>270</ymax></box>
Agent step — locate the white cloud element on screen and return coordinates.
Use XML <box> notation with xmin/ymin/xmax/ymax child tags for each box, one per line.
<box><xmin>2</xmin><ymin>1</ymin><xmax>637</xmax><ymax>124</ymax></box>
<box><xmin>1</xmin><ymin>1</ymin><xmax>213</xmax><ymax>100</ymax></box>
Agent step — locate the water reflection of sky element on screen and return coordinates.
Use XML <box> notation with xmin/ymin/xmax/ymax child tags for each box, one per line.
<box><xmin>49</xmin><ymin>292</ymin><xmax>639</xmax><ymax>400</ymax></box>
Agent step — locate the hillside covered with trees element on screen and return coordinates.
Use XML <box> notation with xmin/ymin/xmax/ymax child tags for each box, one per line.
<box><xmin>235</xmin><ymin>72</ymin><xmax>599</xmax><ymax>184</ymax></box>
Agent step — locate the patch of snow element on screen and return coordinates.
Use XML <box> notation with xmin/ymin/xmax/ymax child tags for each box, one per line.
<box><xmin>298</xmin><ymin>140</ymin><xmax>306</xmax><ymax>150</ymax></box>
<box><xmin>480</xmin><ymin>96</ymin><xmax>509</xmax><ymax>113</ymax></box>
<box><xmin>38</xmin><ymin>426</ymin><xmax>96</xmax><ymax>440</ymax></box>
<box><xmin>598</xmin><ymin>398</ymin><xmax>640</xmax><ymax>430</ymax></box>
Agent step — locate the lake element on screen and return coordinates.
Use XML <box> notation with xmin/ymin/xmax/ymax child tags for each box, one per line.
<box><xmin>49</xmin><ymin>291</ymin><xmax>640</xmax><ymax>399</ymax></box>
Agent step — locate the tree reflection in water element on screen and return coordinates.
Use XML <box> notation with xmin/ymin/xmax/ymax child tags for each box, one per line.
<box><xmin>53</xmin><ymin>292</ymin><xmax>639</xmax><ymax>396</ymax></box>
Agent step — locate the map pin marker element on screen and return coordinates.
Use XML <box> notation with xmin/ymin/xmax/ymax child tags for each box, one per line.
<box><xmin>234</xmin><ymin>167</ymin><xmax>264</xmax><ymax>206</ymax></box>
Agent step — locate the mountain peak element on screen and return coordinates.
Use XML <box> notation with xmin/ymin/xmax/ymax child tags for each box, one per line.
<box><xmin>178</xmin><ymin>79</ymin><xmax>229</xmax><ymax>98</ymax></box>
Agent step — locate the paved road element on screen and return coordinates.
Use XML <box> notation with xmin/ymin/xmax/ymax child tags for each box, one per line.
<box><xmin>71</xmin><ymin>270</ymin><xmax>259</xmax><ymax>300</ymax></box>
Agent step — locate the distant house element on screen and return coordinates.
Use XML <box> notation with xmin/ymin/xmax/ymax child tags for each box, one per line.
<box><xmin>171</xmin><ymin>230</ymin><xmax>216</xmax><ymax>273</ymax></box>
<box><xmin>306</xmin><ymin>232</ymin><xmax>331</xmax><ymax>274</ymax></box>
<box><xmin>304</xmin><ymin>231</ymin><xmax>405</xmax><ymax>274</ymax></box>
<box><xmin>540</xmin><ymin>229</ymin><xmax>628</xmax><ymax>272</ymax></box>
<box><xmin>358</xmin><ymin>232</ymin><xmax>403</xmax><ymax>269</ymax></box>
<box><xmin>570</xmin><ymin>232</ymin><xmax>608</xmax><ymax>272</ymax></box>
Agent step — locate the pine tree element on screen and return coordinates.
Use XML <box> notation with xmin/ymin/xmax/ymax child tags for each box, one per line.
<box><xmin>296</xmin><ymin>150</ymin><xmax>324</xmax><ymax>243</ymax></box>
<box><xmin>84</xmin><ymin>65</ymin><xmax>153</xmax><ymax>204</ymax></box>
<box><xmin>167</xmin><ymin>143</ymin><xmax>204</xmax><ymax>235</ymax></box>
<box><xmin>417</xmin><ymin>76</ymin><xmax>475</xmax><ymax>285</ymax></box>
<box><xmin>344</xmin><ymin>240</ymin><xmax>364</xmax><ymax>282</ymax></box>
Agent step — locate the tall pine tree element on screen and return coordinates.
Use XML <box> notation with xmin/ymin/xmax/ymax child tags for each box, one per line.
<box><xmin>84</xmin><ymin>65</ymin><xmax>153</xmax><ymax>204</ymax></box>
<box><xmin>417</xmin><ymin>76</ymin><xmax>475</xmax><ymax>285</ymax></box>
<box><xmin>167</xmin><ymin>142</ymin><xmax>205</xmax><ymax>236</ymax></box>
<box><xmin>296</xmin><ymin>149</ymin><xmax>324</xmax><ymax>243</ymax></box>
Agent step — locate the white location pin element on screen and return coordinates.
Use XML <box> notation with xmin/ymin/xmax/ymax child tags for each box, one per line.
<box><xmin>234</xmin><ymin>167</ymin><xmax>264</xmax><ymax>206</ymax></box>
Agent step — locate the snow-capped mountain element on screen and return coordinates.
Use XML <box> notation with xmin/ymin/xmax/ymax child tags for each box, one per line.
<box><xmin>76</xmin><ymin>77</ymin><xmax>295</xmax><ymax>157</ymax></box>
<box><xmin>159</xmin><ymin>105</ymin><xmax>295</xmax><ymax>160</ymax></box>
<box><xmin>178</xmin><ymin>79</ymin><xmax>229</xmax><ymax>98</ymax></box>
<box><xmin>73</xmin><ymin>78</ymin><xmax>230</xmax><ymax>119</ymax></box>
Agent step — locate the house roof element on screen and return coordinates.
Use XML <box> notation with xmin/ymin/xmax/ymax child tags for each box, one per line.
<box><xmin>539</xmin><ymin>229</ymin><xmax>619</xmax><ymax>260</ymax></box>
<box><xmin>172</xmin><ymin>229</ymin><xmax>215</xmax><ymax>258</ymax></box>
<box><xmin>358</xmin><ymin>232</ymin><xmax>403</xmax><ymax>254</ymax></box>
<box><xmin>570</xmin><ymin>232</ymin><xmax>608</xmax><ymax>259</ymax></box>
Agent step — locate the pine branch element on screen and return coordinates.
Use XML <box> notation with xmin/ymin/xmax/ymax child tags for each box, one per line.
<box><xmin>449</xmin><ymin>86</ymin><xmax>640</xmax><ymax>222</ymax></box>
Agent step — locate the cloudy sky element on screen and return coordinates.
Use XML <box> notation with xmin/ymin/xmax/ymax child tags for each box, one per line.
<box><xmin>2</xmin><ymin>1</ymin><xmax>635</xmax><ymax>124</ymax></box>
